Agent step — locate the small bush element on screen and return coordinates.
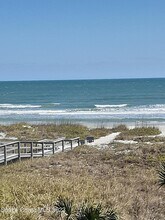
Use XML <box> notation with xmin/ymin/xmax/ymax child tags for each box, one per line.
<box><xmin>54</xmin><ymin>196</ymin><xmax>73</xmax><ymax>219</ymax></box>
<box><xmin>76</xmin><ymin>204</ymin><xmax>103</xmax><ymax>220</ymax></box>
<box><xmin>54</xmin><ymin>197</ymin><xmax>118</xmax><ymax>220</ymax></box>
<box><xmin>111</xmin><ymin>124</ymin><xmax>128</xmax><ymax>132</ymax></box>
<box><xmin>89</xmin><ymin>128</ymin><xmax>112</xmax><ymax>139</ymax></box>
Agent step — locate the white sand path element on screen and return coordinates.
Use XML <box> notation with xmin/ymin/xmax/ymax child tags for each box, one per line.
<box><xmin>87</xmin><ymin>132</ymin><xmax>120</xmax><ymax>148</ymax></box>
<box><xmin>86</xmin><ymin>126</ymin><xmax>165</xmax><ymax>149</ymax></box>
<box><xmin>157</xmin><ymin>126</ymin><xmax>165</xmax><ymax>136</ymax></box>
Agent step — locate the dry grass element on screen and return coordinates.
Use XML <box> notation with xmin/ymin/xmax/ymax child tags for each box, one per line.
<box><xmin>116</xmin><ymin>126</ymin><xmax>161</xmax><ymax>141</ymax></box>
<box><xmin>0</xmin><ymin>123</ymin><xmax>112</xmax><ymax>141</ymax></box>
<box><xmin>0</xmin><ymin>124</ymin><xmax>164</xmax><ymax>219</ymax></box>
<box><xmin>0</xmin><ymin>142</ymin><xmax>165</xmax><ymax>219</ymax></box>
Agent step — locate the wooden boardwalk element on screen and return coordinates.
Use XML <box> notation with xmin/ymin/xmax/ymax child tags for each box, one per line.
<box><xmin>0</xmin><ymin>137</ymin><xmax>80</xmax><ymax>165</ymax></box>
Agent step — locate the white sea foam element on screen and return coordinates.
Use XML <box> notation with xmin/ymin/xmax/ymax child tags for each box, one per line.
<box><xmin>0</xmin><ymin>104</ymin><xmax>41</xmax><ymax>109</ymax></box>
<box><xmin>0</xmin><ymin>109</ymin><xmax>66</xmax><ymax>115</ymax></box>
<box><xmin>52</xmin><ymin>103</ymin><xmax>60</xmax><ymax>105</ymax></box>
<box><xmin>0</xmin><ymin>104</ymin><xmax>165</xmax><ymax>119</ymax></box>
<box><xmin>95</xmin><ymin>104</ymin><xmax>128</xmax><ymax>108</ymax></box>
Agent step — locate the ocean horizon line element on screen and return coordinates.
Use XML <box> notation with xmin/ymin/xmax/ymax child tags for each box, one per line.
<box><xmin>0</xmin><ymin>76</ymin><xmax>165</xmax><ymax>83</ymax></box>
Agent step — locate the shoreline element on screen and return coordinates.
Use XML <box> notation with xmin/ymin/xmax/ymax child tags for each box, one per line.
<box><xmin>1</xmin><ymin>119</ymin><xmax>165</xmax><ymax>128</ymax></box>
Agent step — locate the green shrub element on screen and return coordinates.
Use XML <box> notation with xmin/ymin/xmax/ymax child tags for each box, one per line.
<box><xmin>76</xmin><ymin>204</ymin><xmax>103</xmax><ymax>220</ymax></box>
<box><xmin>111</xmin><ymin>124</ymin><xmax>128</xmax><ymax>132</ymax></box>
<box><xmin>54</xmin><ymin>197</ymin><xmax>118</xmax><ymax>220</ymax></box>
<box><xmin>54</xmin><ymin>196</ymin><xmax>73</xmax><ymax>219</ymax></box>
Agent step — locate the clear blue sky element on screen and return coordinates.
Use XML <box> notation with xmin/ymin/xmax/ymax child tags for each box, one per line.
<box><xmin>0</xmin><ymin>0</ymin><xmax>165</xmax><ymax>81</ymax></box>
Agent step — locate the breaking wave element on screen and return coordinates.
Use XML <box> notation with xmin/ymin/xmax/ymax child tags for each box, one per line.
<box><xmin>0</xmin><ymin>104</ymin><xmax>41</xmax><ymax>109</ymax></box>
<box><xmin>95</xmin><ymin>104</ymin><xmax>128</xmax><ymax>108</ymax></box>
<box><xmin>0</xmin><ymin>104</ymin><xmax>164</xmax><ymax>115</ymax></box>
<box><xmin>1</xmin><ymin>104</ymin><xmax>165</xmax><ymax>122</ymax></box>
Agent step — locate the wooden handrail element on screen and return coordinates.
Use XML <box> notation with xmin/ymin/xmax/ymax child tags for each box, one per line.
<box><xmin>0</xmin><ymin>137</ymin><xmax>82</xmax><ymax>165</ymax></box>
<box><xmin>64</xmin><ymin>137</ymin><xmax>79</xmax><ymax>141</ymax></box>
<box><xmin>0</xmin><ymin>141</ymin><xmax>19</xmax><ymax>149</ymax></box>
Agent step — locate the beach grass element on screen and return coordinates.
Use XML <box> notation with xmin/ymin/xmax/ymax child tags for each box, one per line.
<box><xmin>115</xmin><ymin>126</ymin><xmax>161</xmax><ymax>141</ymax></box>
<box><xmin>0</xmin><ymin>124</ymin><xmax>165</xmax><ymax>219</ymax></box>
<box><xmin>0</xmin><ymin>123</ymin><xmax>113</xmax><ymax>141</ymax></box>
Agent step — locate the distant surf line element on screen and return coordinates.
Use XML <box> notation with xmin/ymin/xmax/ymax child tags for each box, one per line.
<box><xmin>95</xmin><ymin>104</ymin><xmax>128</xmax><ymax>108</ymax></box>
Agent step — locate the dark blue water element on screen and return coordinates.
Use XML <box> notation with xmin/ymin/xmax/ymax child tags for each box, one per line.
<box><xmin>0</xmin><ymin>78</ymin><xmax>165</xmax><ymax>125</ymax></box>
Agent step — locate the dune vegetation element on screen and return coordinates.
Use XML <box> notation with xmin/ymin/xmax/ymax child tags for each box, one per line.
<box><xmin>0</xmin><ymin>124</ymin><xmax>164</xmax><ymax>219</ymax></box>
<box><xmin>0</xmin><ymin>123</ymin><xmax>113</xmax><ymax>141</ymax></box>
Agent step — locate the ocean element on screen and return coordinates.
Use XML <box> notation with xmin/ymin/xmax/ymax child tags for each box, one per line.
<box><xmin>0</xmin><ymin>78</ymin><xmax>165</xmax><ymax>126</ymax></box>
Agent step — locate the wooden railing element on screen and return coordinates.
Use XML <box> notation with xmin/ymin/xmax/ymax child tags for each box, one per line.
<box><xmin>0</xmin><ymin>137</ymin><xmax>80</xmax><ymax>165</ymax></box>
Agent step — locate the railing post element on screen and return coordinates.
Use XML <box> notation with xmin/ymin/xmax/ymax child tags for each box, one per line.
<box><xmin>24</xmin><ymin>143</ymin><xmax>27</xmax><ymax>154</ymax></box>
<box><xmin>12</xmin><ymin>144</ymin><xmax>15</xmax><ymax>154</ymax></box>
<box><xmin>31</xmin><ymin>142</ymin><xmax>33</xmax><ymax>158</ymax></box>
<box><xmin>70</xmin><ymin>140</ymin><xmax>73</xmax><ymax>150</ymax></box>
<box><xmin>52</xmin><ymin>143</ymin><xmax>55</xmax><ymax>154</ymax></box>
<box><xmin>18</xmin><ymin>142</ymin><xmax>21</xmax><ymax>161</ymax></box>
<box><xmin>4</xmin><ymin>145</ymin><xmax>7</xmax><ymax>165</ymax></box>
<box><xmin>62</xmin><ymin>140</ymin><xmax>64</xmax><ymax>152</ymax></box>
<box><xmin>41</xmin><ymin>143</ymin><xmax>44</xmax><ymax>157</ymax></box>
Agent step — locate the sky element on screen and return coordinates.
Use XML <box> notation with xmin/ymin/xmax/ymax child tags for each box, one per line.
<box><xmin>0</xmin><ymin>0</ymin><xmax>165</xmax><ymax>81</ymax></box>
